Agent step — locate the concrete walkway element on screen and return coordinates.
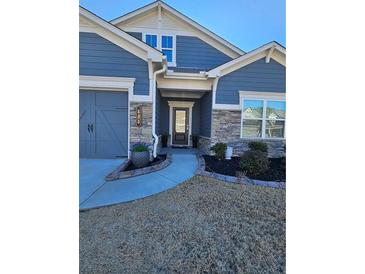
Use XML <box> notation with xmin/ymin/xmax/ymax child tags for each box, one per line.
<box><xmin>80</xmin><ymin>149</ymin><xmax>198</xmax><ymax>210</ymax></box>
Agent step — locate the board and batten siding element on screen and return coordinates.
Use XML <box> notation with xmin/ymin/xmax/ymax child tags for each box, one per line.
<box><xmin>216</xmin><ymin>58</ymin><xmax>286</xmax><ymax>104</ymax></box>
<box><xmin>199</xmin><ymin>92</ymin><xmax>212</xmax><ymax>137</ymax></box>
<box><xmin>176</xmin><ymin>36</ymin><xmax>232</xmax><ymax>71</ymax></box>
<box><xmin>79</xmin><ymin>32</ymin><xmax>149</xmax><ymax>96</ymax></box>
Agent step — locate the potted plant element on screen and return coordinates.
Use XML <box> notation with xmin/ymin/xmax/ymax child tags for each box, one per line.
<box><xmin>131</xmin><ymin>143</ymin><xmax>150</xmax><ymax>168</ymax></box>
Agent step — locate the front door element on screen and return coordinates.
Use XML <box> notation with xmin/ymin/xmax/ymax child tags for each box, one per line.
<box><xmin>172</xmin><ymin>108</ymin><xmax>189</xmax><ymax>146</ymax></box>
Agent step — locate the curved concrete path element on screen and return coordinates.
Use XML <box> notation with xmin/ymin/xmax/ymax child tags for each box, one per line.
<box><xmin>80</xmin><ymin>149</ymin><xmax>198</xmax><ymax>210</ymax></box>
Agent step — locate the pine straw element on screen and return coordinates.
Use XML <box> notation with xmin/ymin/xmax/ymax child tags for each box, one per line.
<box><xmin>80</xmin><ymin>175</ymin><xmax>286</xmax><ymax>273</ymax></box>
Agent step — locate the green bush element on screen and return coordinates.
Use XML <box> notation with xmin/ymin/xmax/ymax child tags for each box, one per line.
<box><xmin>239</xmin><ymin>150</ymin><xmax>269</xmax><ymax>176</ymax></box>
<box><xmin>248</xmin><ymin>141</ymin><xmax>268</xmax><ymax>154</ymax></box>
<box><xmin>132</xmin><ymin>143</ymin><xmax>149</xmax><ymax>152</ymax></box>
<box><xmin>210</xmin><ymin>143</ymin><xmax>227</xmax><ymax>160</ymax></box>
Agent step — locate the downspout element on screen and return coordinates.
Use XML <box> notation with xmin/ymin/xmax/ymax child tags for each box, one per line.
<box><xmin>152</xmin><ymin>57</ymin><xmax>167</xmax><ymax>158</ymax></box>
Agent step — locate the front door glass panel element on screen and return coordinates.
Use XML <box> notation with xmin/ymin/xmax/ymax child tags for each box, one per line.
<box><xmin>175</xmin><ymin>110</ymin><xmax>186</xmax><ymax>133</ymax></box>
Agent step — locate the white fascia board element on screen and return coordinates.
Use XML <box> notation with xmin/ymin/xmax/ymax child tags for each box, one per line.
<box><xmin>79</xmin><ymin>75</ymin><xmax>135</xmax><ymax>90</ymax></box>
<box><xmin>208</xmin><ymin>42</ymin><xmax>286</xmax><ymax>77</ymax></box>
<box><xmin>110</xmin><ymin>1</ymin><xmax>245</xmax><ymax>56</ymax></box>
<box><xmin>79</xmin><ymin>7</ymin><xmax>163</xmax><ymax>62</ymax></box>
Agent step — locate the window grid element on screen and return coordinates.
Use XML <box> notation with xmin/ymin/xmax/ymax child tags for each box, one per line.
<box><xmin>241</xmin><ymin>98</ymin><xmax>286</xmax><ymax>139</ymax></box>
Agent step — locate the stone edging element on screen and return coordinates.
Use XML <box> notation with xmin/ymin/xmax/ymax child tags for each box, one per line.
<box><xmin>195</xmin><ymin>154</ymin><xmax>286</xmax><ymax>189</ymax></box>
<box><xmin>106</xmin><ymin>154</ymin><xmax>172</xmax><ymax>181</ymax></box>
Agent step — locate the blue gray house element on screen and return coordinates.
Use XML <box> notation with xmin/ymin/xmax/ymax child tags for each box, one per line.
<box><xmin>79</xmin><ymin>1</ymin><xmax>286</xmax><ymax>159</ymax></box>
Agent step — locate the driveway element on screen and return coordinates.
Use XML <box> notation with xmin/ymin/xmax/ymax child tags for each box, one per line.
<box><xmin>79</xmin><ymin>150</ymin><xmax>198</xmax><ymax>210</ymax></box>
<box><xmin>79</xmin><ymin>158</ymin><xmax>126</xmax><ymax>205</ymax></box>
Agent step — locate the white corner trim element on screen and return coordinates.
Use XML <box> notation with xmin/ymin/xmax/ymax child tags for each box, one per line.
<box><xmin>168</xmin><ymin>101</ymin><xmax>195</xmax><ymax>146</ymax></box>
<box><xmin>79</xmin><ymin>75</ymin><xmax>135</xmax><ymax>91</ymax></box>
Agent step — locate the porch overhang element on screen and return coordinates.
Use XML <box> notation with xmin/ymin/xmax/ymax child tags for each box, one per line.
<box><xmin>157</xmin><ymin>77</ymin><xmax>213</xmax><ymax>91</ymax></box>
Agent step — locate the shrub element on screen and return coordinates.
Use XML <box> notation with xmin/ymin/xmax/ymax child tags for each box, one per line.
<box><xmin>132</xmin><ymin>143</ymin><xmax>149</xmax><ymax>152</ymax></box>
<box><xmin>248</xmin><ymin>141</ymin><xmax>268</xmax><ymax>154</ymax></box>
<box><xmin>280</xmin><ymin>157</ymin><xmax>286</xmax><ymax>173</ymax></box>
<box><xmin>210</xmin><ymin>143</ymin><xmax>227</xmax><ymax>160</ymax></box>
<box><xmin>239</xmin><ymin>150</ymin><xmax>269</xmax><ymax>176</ymax></box>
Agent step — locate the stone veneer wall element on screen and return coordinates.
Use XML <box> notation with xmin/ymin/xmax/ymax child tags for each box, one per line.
<box><xmin>130</xmin><ymin>102</ymin><xmax>153</xmax><ymax>147</ymax></box>
<box><xmin>198</xmin><ymin>136</ymin><xmax>211</xmax><ymax>155</ymax></box>
<box><xmin>211</xmin><ymin>109</ymin><xmax>286</xmax><ymax>158</ymax></box>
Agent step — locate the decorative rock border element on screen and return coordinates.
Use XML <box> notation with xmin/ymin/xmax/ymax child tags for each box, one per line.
<box><xmin>195</xmin><ymin>154</ymin><xmax>285</xmax><ymax>189</ymax></box>
<box><xmin>106</xmin><ymin>154</ymin><xmax>172</xmax><ymax>181</ymax></box>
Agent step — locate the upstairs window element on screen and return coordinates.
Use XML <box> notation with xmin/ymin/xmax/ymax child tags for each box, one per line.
<box><xmin>145</xmin><ymin>34</ymin><xmax>157</xmax><ymax>48</ymax></box>
<box><xmin>161</xmin><ymin>35</ymin><xmax>173</xmax><ymax>63</ymax></box>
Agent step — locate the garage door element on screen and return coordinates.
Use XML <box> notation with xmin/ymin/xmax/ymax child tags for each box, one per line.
<box><xmin>79</xmin><ymin>90</ymin><xmax>128</xmax><ymax>158</ymax></box>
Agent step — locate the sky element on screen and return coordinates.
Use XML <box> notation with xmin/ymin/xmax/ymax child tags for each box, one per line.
<box><xmin>79</xmin><ymin>0</ymin><xmax>286</xmax><ymax>51</ymax></box>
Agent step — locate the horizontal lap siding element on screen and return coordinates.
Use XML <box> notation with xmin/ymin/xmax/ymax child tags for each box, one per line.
<box><xmin>176</xmin><ymin>36</ymin><xmax>232</xmax><ymax>70</ymax></box>
<box><xmin>216</xmin><ymin>58</ymin><xmax>286</xmax><ymax>104</ymax></box>
<box><xmin>79</xmin><ymin>32</ymin><xmax>149</xmax><ymax>95</ymax></box>
<box><xmin>126</xmin><ymin>32</ymin><xmax>142</xmax><ymax>41</ymax></box>
<box><xmin>200</xmin><ymin>92</ymin><xmax>212</xmax><ymax>137</ymax></box>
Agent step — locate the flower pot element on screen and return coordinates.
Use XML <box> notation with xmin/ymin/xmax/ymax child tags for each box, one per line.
<box><xmin>131</xmin><ymin>151</ymin><xmax>150</xmax><ymax>168</ymax></box>
<box><xmin>225</xmin><ymin>146</ymin><xmax>233</xmax><ymax>160</ymax></box>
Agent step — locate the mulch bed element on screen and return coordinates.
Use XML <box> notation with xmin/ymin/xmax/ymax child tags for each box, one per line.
<box><xmin>80</xmin><ymin>176</ymin><xmax>286</xmax><ymax>273</ymax></box>
<box><xmin>124</xmin><ymin>154</ymin><xmax>166</xmax><ymax>171</ymax></box>
<box><xmin>204</xmin><ymin>155</ymin><xmax>286</xmax><ymax>182</ymax></box>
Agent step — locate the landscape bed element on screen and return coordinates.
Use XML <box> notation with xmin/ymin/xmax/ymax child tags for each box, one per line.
<box><xmin>203</xmin><ymin>155</ymin><xmax>286</xmax><ymax>182</ymax></box>
<box><xmin>125</xmin><ymin>154</ymin><xmax>166</xmax><ymax>171</ymax></box>
<box><xmin>106</xmin><ymin>154</ymin><xmax>170</xmax><ymax>181</ymax></box>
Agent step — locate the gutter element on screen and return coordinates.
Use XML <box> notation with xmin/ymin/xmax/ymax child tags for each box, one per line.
<box><xmin>152</xmin><ymin>57</ymin><xmax>168</xmax><ymax>158</ymax></box>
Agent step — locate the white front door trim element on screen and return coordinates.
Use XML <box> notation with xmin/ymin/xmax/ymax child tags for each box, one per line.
<box><xmin>167</xmin><ymin>101</ymin><xmax>195</xmax><ymax>147</ymax></box>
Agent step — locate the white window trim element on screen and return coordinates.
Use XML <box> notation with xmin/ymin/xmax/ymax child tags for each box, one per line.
<box><xmin>144</xmin><ymin>33</ymin><xmax>158</xmax><ymax>48</ymax></box>
<box><xmin>239</xmin><ymin>91</ymin><xmax>286</xmax><ymax>140</ymax></box>
<box><xmin>143</xmin><ymin>32</ymin><xmax>176</xmax><ymax>67</ymax></box>
<box><xmin>167</xmin><ymin>101</ymin><xmax>194</xmax><ymax>147</ymax></box>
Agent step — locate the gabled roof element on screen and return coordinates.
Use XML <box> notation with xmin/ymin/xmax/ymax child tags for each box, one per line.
<box><xmin>110</xmin><ymin>1</ymin><xmax>245</xmax><ymax>56</ymax></box>
<box><xmin>79</xmin><ymin>6</ymin><xmax>164</xmax><ymax>62</ymax></box>
<box><xmin>207</xmin><ymin>41</ymin><xmax>286</xmax><ymax>77</ymax></box>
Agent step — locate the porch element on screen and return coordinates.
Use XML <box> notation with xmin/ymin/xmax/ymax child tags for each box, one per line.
<box><xmin>155</xmin><ymin>88</ymin><xmax>212</xmax><ymax>152</ymax></box>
